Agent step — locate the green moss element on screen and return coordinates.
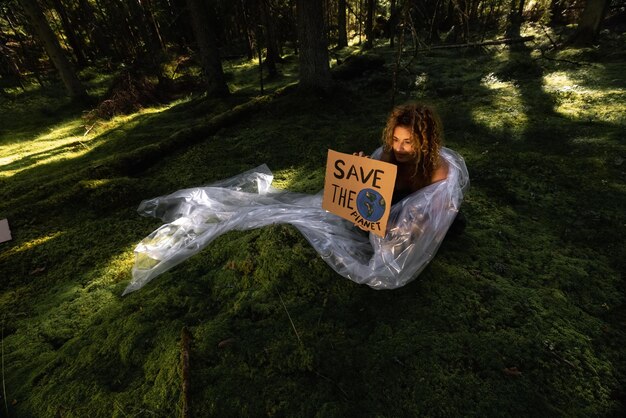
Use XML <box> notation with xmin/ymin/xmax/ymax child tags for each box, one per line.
<box><xmin>1</xmin><ymin>35</ymin><xmax>625</xmax><ymax>417</ymax></box>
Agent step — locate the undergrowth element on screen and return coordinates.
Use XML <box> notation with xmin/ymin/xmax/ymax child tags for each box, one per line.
<box><xmin>1</xmin><ymin>28</ymin><xmax>625</xmax><ymax>417</ymax></box>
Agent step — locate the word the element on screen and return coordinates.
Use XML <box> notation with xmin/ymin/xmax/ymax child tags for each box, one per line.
<box><xmin>330</xmin><ymin>184</ymin><xmax>355</xmax><ymax>209</ymax></box>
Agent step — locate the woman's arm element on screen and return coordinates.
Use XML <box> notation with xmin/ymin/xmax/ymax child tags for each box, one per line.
<box><xmin>430</xmin><ymin>158</ymin><xmax>449</xmax><ymax>184</ymax></box>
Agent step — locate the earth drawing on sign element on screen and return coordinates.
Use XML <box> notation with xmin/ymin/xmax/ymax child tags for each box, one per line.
<box><xmin>356</xmin><ymin>188</ymin><xmax>386</xmax><ymax>222</ymax></box>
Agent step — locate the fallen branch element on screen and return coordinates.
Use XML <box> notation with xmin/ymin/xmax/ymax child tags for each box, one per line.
<box><xmin>423</xmin><ymin>36</ymin><xmax>535</xmax><ymax>50</ymax></box>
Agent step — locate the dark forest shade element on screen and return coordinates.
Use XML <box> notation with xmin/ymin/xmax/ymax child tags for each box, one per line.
<box><xmin>18</xmin><ymin>0</ymin><xmax>88</xmax><ymax>100</ymax></box>
<box><xmin>337</xmin><ymin>0</ymin><xmax>348</xmax><ymax>48</ymax></box>
<box><xmin>569</xmin><ymin>0</ymin><xmax>610</xmax><ymax>45</ymax></box>
<box><xmin>186</xmin><ymin>0</ymin><xmax>229</xmax><ymax>96</ymax></box>
<box><xmin>296</xmin><ymin>0</ymin><xmax>332</xmax><ymax>91</ymax></box>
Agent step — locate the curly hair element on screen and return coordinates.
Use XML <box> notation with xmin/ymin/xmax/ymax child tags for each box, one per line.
<box><xmin>381</xmin><ymin>102</ymin><xmax>443</xmax><ymax>189</ymax></box>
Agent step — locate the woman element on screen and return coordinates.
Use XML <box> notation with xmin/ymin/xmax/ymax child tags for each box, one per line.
<box><xmin>357</xmin><ymin>103</ymin><xmax>449</xmax><ymax>205</ymax></box>
<box><xmin>124</xmin><ymin>103</ymin><xmax>469</xmax><ymax>295</ymax></box>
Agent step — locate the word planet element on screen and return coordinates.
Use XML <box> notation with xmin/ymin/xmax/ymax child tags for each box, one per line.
<box><xmin>356</xmin><ymin>188</ymin><xmax>386</xmax><ymax>222</ymax></box>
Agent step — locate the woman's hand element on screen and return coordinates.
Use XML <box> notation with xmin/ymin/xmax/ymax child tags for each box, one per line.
<box><xmin>352</xmin><ymin>151</ymin><xmax>370</xmax><ymax>158</ymax></box>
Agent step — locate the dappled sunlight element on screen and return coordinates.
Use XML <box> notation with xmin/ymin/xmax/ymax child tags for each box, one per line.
<box><xmin>0</xmin><ymin>135</ymin><xmax>93</xmax><ymax>178</ymax></box>
<box><xmin>272</xmin><ymin>166</ymin><xmax>303</xmax><ymax>190</ymax></box>
<box><xmin>0</xmin><ymin>230</ymin><xmax>64</xmax><ymax>260</ymax></box>
<box><xmin>0</xmin><ymin>104</ymin><xmax>175</xmax><ymax>178</ymax></box>
<box><xmin>88</xmin><ymin>103</ymin><xmax>177</xmax><ymax>135</ymax></box>
<box><xmin>543</xmin><ymin>71</ymin><xmax>625</xmax><ymax>123</ymax></box>
<box><xmin>84</xmin><ymin>247</ymin><xmax>137</xmax><ymax>291</ymax></box>
<box><xmin>472</xmin><ymin>73</ymin><xmax>529</xmax><ymax>141</ymax></box>
<box><xmin>272</xmin><ymin>165</ymin><xmax>325</xmax><ymax>194</ymax></box>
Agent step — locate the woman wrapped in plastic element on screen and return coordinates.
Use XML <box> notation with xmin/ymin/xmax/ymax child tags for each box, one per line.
<box><xmin>123</xmin><ymin>103</ymin><xmax>469</xmax><ymax>295</ymax></box>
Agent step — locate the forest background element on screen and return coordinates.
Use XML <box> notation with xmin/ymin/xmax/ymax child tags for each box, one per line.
<box><xmin>1</xmin><ymin>0</ymin><xmax>625</xmax><ymax>416</ymax></box>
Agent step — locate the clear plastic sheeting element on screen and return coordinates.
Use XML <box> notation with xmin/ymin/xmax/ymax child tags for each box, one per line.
<box><xmin>123</xmin><ymin>147</ymin><xmax>469</xmax><ymax>295</ymax></box>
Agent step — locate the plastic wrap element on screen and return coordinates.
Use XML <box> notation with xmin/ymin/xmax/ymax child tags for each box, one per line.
<box><xmin>123</xmin><ymin>147</ymin><xmax>469</xmax><ymax>295</ymax></box>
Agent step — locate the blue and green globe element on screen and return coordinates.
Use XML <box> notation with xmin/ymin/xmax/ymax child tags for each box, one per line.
<box><xmin>356</xmin><ymin>188</ymin><xmax>386</xmax><ymax>222</ymax></box>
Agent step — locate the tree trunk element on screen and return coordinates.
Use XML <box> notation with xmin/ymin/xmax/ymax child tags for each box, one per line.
<box><xmin>337</xmin><ymin>0</ymin><xmax>347</xmax><ymax>48</ymax></box>
<box><xmin>239</xmin><ymin>0</ymin><xmax>255</xmax><ymax>60</ymax></box>
<box><xmin>186</xmin><ymin>0</ymin><xmax>229</xmax><ymax>96</ymax></box>
<box><xmin>261</xmin><ymin>0</ymin><xmax>280</xmax><ymax>77</ymax></box>
<box><xmin>505</xmin><ymin>0</ymin><xmax>526</xmax><ymax>39</ymax></box>
<box><xmin>0</xmin><ymin>41</ymin><xmax>26</xmax><ymax>89</ymax></box>
<box><xmin>569</xmin><ymin>0</ymin><xmax>609</xmax><ymax>45</ymax></box>
<box><xmin>50</xmin><ymin>0</ymin><xmax>88</xmax><ymax>67</ymax></box>
<box><xmin>142</xmin><ymin>0</ymin><xmax>167</xmax><ymax>53</ymax></box>
<box><xmin>363</xmin><ymin>0</ymin><xmax>374</xmax><ymax>49</ymax></box>
<box><xmin>18</xmin><ymin>0</ymin><xmax>88</xmax><ymax>100</ymax></box>
<box><xmin>5</xmin><ymin>7</ymin><xmax>44</xmax><ymax>86</ymax></box>
<box><xmin>389</xmin><ymin>0</ymin><xmax>396</xmax><ymax>47</ymax></box>
<box><xmin>80</xmin><ymin>0</ymin><xmax>116</xmax><ymax>60</ymax></box>
<box><xmin>296</xmin><ymin>0</ymin><xmax>332</xmax><ymax>91</ymax></box>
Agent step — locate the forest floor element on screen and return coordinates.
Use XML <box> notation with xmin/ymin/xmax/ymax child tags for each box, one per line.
<box><xmin>1</xmin><ymin>26</ymin><xmax>625</xmax><ymax>417</ymax></box>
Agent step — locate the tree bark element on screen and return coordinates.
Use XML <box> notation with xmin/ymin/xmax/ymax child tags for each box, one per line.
<box><xmin>569</xmin><ymin>0</ymin><xmax>609</xmax><ymax>45</ymax></box>
<box><xmin>261</xmin><ymin>0</ymin><xmax>280</xmax><ymax>77</ymax></box>
<box><xmin>186</xmin><ymin>0</ymin><xmax>229</xmax><ymax>96</ymax></box>
<box><xmin>18</xmin><ymin>0</ymin><xmax>88</xmax><ymax>100</ymax></box>
<box><xmin>363</xmin><ymin>0</ymin><xmax>374</xmax><ymax>49</ymax></box>
<box><xmin>296</xmin><ymin>0</ymin><xmax>332</xmax><ymax>91</ymax></box>
<box><xmin>337</xmin><ymin>0</ymin><xmax>348</xmax><ymax>48</ymax></box>
<box><xmin>389</xmin><ymin>0</ymin><xmax>396</xmax><ymax>47</ymax></box>
<box><xmin>505</xmin><ymin>0</ymin><xmax>526</xmax><ymax>39</ymax></box>
<box><xmin>50</xmin><ymin>0</ymin><xmax>88</xmax><ymax>67</ymax></box>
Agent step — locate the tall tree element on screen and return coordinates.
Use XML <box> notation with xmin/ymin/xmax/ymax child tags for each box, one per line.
<box><xmin>337</xmin><ymin>0</ymin><xmax>348</xmax><ymax>48</ymax></box>
<box><xmin>363</xmin><ymin>0</ymin><xmax>374</xmax><ymax>49</ymax></box>
<box><xmin>505</xmin><ymin>0</ymin><xmax>526</xmax><ymax>39</ymax></box>
<box><xmin>261</xmin><ymin>0</ymin><xmax>280</xmax><ymax>77</ymax></box>
<box><xmin>18</xmin><ymin>0</ymin><xmax>88</xmax><ymax>100</ymax></box>
<box><xmin>186</xmin><ymin>0</ymin><xmax>229</xmax><ymax>96</ymax></box>
<box><xmin>389</xmin><ymin>0</ymin><xmax>396</xmax><ymax>47</ymax></box>
<box><xmin>569</xmin><ymin>0</ymin><xmax>609</xmax><ymax>45</ymax></box>
<box><xmin>296</xmin><ymin>0</ymin><xmax>332</xmax><ymax>91</ymax></box>
<box><xmin>50</xmin><ymin>0</ymin><xmax>88</xmax><ymax>67</ymax></box>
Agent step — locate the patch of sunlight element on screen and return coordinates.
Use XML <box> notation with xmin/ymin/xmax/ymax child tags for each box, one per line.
<box><xmin>480</xmin><ymin>72</ymin><xmax>512</xmax><ymax>90</ymax></box>
<box><xmin>272</xmin><ymin>166</ymin><xmax>301</xmax><ymax>190</ymax></box>
<box><xmin>38</xmin><ymin>119</ymin><xmax>85</xmax><ymax>140</ymax></box>
<box><xmin>0</xmin><ymin>231</ymin><xmax>64</xmax><ymax>261</ymax></box>
<box><xmin>85</xmin><ymin>248</ymin><xmax>136</xmax><ymax>291</ymax></box>
<box><xmin>94</xmin><ymin>104</ymin><xmax>173</xmax><ymax>133</ymax></box>
<box><xmin>0</xmin><ymin>104</ymin><xmax>174</xmax><ymax>178</ymax></box>
<box><xmin>81</xmin><ymin>179</ymin><xmax>111</xmax><ymax>189</ymax></box>
<box><xmin>543</xmin><ymin>71</ymin><xmax>626</xmax><ymax>123</ymax></box>
<box><xmin>0</xmin><ymin>135</ymin><xmax>93</xmax><ymax>177</ymax></box>
<box><xmin>414</xmin><ymin>72</ymin><xmax>428</xmax><ymax>89</ymax></box>
<box><xmin>225</xmin><ymin>58</ymin><xmax>259</xmax><ymax>71</ymax></box>
<box><xmin>473</xmin><ymin>75</ymin><xmax>528</xmax><ymax>141</ymax></box>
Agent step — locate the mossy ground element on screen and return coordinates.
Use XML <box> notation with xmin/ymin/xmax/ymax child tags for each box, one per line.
<box><xmin>1</xmin><ymin>29</ymin><xmax>625</xmax><ymax>417</ymax></box>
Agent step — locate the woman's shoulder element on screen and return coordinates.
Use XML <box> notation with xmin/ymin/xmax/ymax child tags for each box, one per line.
<box><xmin>431</xmin><ymin>156</ymin><xmax>449</xmax><ymax>184</ymax></box>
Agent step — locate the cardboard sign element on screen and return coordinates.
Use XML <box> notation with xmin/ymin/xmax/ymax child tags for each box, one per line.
<box><xmin>322</xmin><ymin>150</ymin><xmax>397</xmax><ymax>237</ymax></box>
<box><xmin>0</xmin><ymin>219</ymin><xmax>12</xmax><ymax>243</ymax></box>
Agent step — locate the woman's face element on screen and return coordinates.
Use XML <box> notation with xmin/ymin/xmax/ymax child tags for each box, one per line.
<box><xmin>392</xmin><ymin>125</ymin><xmax>416</xmax><ymax>163</ymax></box>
